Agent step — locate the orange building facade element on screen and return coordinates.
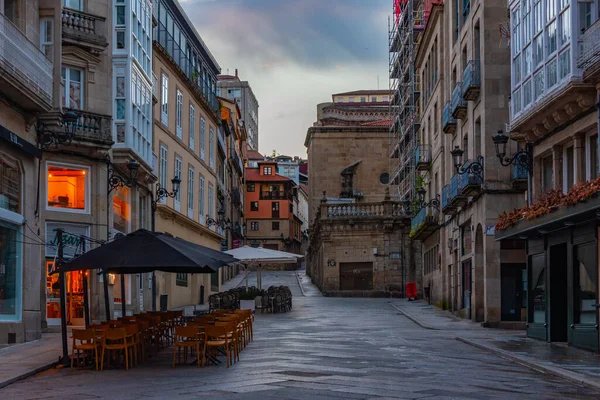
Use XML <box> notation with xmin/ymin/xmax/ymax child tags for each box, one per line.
<box><xmin>245</xmin><ymin>161</ymin><xmax>302</xmax><ymax>254</ymax></box>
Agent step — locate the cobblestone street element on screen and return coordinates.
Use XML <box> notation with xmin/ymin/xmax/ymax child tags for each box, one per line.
<box><xmin>1</xmin><ymin>270</ymin><xmax>597</xmax><ymax>399</ymax></box>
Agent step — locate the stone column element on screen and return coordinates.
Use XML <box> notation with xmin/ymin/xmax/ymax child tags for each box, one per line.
<box><xmin>574</xmin><ymin>133</ymin><xmax>586</xmax><ymax>184</ymax></box>
<box><xmin>552</xmin><ymin>144</ymin><xmax>563</xmax><ymax>191</ymax></box>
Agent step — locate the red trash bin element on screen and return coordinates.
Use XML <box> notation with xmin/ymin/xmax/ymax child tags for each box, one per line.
<box><xmin>406</xmin><ymin>282</ymin><xmax>417</xmax><ymax>300</ymax></box>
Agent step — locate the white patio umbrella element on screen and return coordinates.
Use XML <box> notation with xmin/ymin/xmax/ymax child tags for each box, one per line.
<box><xmin>224</xmin><ymin>246</ymin><xmax>302</xmax><ymax>289</ymax></box>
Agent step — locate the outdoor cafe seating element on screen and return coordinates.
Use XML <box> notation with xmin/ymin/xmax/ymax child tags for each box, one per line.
<box><xmin>70</xmin><ymin>308</ymin><xmax>255</xmax><ymax>370</ymax></box>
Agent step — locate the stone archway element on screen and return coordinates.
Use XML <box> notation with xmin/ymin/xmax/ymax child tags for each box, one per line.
<box><xmin>474</xmin><ymin>224</ymin><xmax>485</xmax><ymax>322</ymax></box>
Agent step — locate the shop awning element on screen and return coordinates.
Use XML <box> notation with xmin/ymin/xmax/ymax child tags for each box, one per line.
<box><xmin>55</xmin><ymin>229</ymin><xmax>238</xmax><ymax>274</ymax></box>
<box><xmin>495</xmin><ymin>195</ymin><xmax>600</xmax><ymax>241</ymax></box>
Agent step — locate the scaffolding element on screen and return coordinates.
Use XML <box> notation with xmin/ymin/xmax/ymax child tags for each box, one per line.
<box><xmin>388</xmin><ymin>0</ymin><xmax>425</xmax><ymax>202</ymax></box>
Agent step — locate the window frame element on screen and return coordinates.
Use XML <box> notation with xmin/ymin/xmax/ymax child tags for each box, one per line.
<box><xmin>176</xmin><ymin>89</ymin><xmax>183</xmax><ymax>139</ymax></box>
<box><xmin>187</xmin><ymin>166</ymin><xmax>194</xmax><ymax>219</ymax></box>
<box><xmin>250</xmin><ymin>201</ymin><xmax>259</xmax><ymax>211</ymax></box>
<box><xmin>174</xmin><ymin>155</ymin><xmax>182</xmax><ymax>211</ymax></box>
<box><xmin>250</xmin><ymin>221</ymin><xmax>259</xmax><ymax>231</ymax></box>
<box><xmin>161</xmin><ymin>73</ymin><xmax>168</xmax><ymax>126</ymax></box>
<box><xmin>199</xmin><ymin>175</ymin><xmax>205</xmax><ymax>224</ymax></box>
<box><xmin>46</xmin><ymin>161</ymin><xmax>91</xmax><ymax>214</ymax></box>
<box><xmin>200</xmin><ymin>117</ymin><xmax>206</xmax><ymax>160</ymax></box>
<box><xmin>61</xmin><ymin>66</ymin><xmax>84</xmax><ymax>110</ymax></box>
<box><xmin>189</xmin><ymin>103</ymin><xmax>195</xmax><ymax>151</ymax></box>
<box><xmin>0</xmin><ymin>220</ymin><xmax>23</xmax><ymax>322</ymax></box>
<box><xmin>159</xmin><ymin>144</ymin><xmax>168</xmax><ymax>204</ymax></box>
<box><xmin>40</xmin><ymin>18</ymin><xmax>54</xmax><ymax>61</ymax></box>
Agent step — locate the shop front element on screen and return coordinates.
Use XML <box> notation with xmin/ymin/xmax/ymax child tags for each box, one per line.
<box><xmin>45</xmin><ymin>222</ymin><xmax>90</xmax><ymax>326</ymax></box>
<box><xmin>496</xmin><ymin>198</ymin><xmax>600</xmax><ymax>351</ymax></box>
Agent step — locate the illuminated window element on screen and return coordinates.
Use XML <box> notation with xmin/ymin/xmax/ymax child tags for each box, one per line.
<box><xmin>113</xmin><ymin>186</ymin><xmax>129</xmax><ymax>233</ymax></box>
<box><xmin>47</xmin><ymin>164</ymin><xmax>89</xmax><ymax>212</ymax></box>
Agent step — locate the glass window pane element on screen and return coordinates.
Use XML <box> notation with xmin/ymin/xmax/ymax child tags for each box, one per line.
<box><xmin>0</xmin><ymin>156</ymin><xmax>21</xmax><ymax>213</ymax></box>
<box><xmin>47</xmin><ymin>165</ymin><xmax>88</xmax><ymax>210</ymax></box>
<box><xmin>534</xmin><ymin>35</ymin><xmax>543</xmax><ymax>66</ymax></box>
<box><xmin>559</xmin><ymin>8</ymin><xmax>570</xmax><ymax>45</ymax></box>
<box><xmin>559</xmin><ymin>48</ymin><xmax>571</xmax><ymax>79</ymax></box>
<box><xmin>531</xmin><ymin>257</ymin><xmax>546</xmax><ymax>323</ymax></box>
<box><xmin>523</xmin><ymin>79</ymin><xmax>532</xmax><ymax>106</ymax></box>
<box><xmin>116</xmin><ymin>6</ymin><xmax>125</xmax><ymax>25</ymax></box>
<box><xmin>524</xmin><ymin>45</ymin><xmax>532</xmax><ymax>76</ymax></box>
<box><xmin>547</xmin><ymin>0</ymin><xmax>556</xmax><ymax>21</ymax></box>
<box><xmin>0</xmin><ymin>221</ymin><xmax>20</xmax><ymax>319</ymax></box>
<box><xmin>534</xmin><ymin>69</ymin><xmax>544</xmax><ymax>98</ymax></box>
<box><xmin>547</xmin><ymin>21</ymin><xmax>557</xmax><ymax>54</ymax></box>
<box><xmin>547</xmin><ymin>58</ymin><xmax>558</xmax><ymax>88</ymax></box>
<box><xmin>574</xmin><ymin>244</ymin><xmax>597</xmax><ymax>324</ymax></box>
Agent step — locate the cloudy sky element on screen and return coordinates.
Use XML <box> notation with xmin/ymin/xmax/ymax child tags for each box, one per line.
<box><xmin>181</xmin><ymin>0</ymin><xmax>390</xmax><ymax>158</ymax></box>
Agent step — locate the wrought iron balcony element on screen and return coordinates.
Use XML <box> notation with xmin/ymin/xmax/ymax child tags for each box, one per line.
<box><xmin>0</xmin><ymin>12</ymin><xmax>53</xmax><ymax>112</ymax></box>
<box><xmin>462</xmin><ymin>60</ymin><xmax>480</xmax><ymax>101</ymax></box>
<box><xmin>260</xmin><ymin>191</ymin><xmax>289</xmax><ymax>200</ymax></box>
<box><xmin>62</xmin><ymin>8</ymin><xmax>108</xmax><ymax>53</ymax></box>
<box><xmin>442</xmin><ymin>102</ymin><xmax>457</xmax><ymax>134</ymax></box>
<box><xmin>441</xmin><ymin>184</ymin><xmax>456</xmax><ymax>214</ymax></box>
<box><xmin>415</xmin><ymin>144</ymin><xmax>432</xmax><ymax>171</ymax></box>
<box><xmin>458</xmin><ymin>160</ymin><xmax>483</xmax><ymax>196</ymax></box>
<box><xmin>217</xmin><ymin>128</ymin><xmax>226</xmax><ymax>155</ymax></box>
<box><xmin>230</xmin><ymin>148</ymin><xmax>243</xmax><ymax>174</ymax></box>
<box><xmin>451</xmin><ymin>82</ymin><xmax>467</xmax><ymax>119</ymax></box>
<box><xmin>410</xmin><ymin>206</ymin><xmax>439</xmax><ymax>240</ymax></box>
<box><xmin>450</xmin><ymin>174</ymin><xmax>468</xmax><ymax>207</ymax></box>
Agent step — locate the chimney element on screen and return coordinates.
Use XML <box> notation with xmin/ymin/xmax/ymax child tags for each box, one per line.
<box><xmin>235</xmin><ymin>68</ymin><xmax>238</xmax><ymax>78</ymax></box>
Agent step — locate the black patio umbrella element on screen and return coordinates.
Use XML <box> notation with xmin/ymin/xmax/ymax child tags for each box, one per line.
<box><xmin>57</xmin><ymin>229</ymin><xmax>237</xmax><ymax>274</ymax></box>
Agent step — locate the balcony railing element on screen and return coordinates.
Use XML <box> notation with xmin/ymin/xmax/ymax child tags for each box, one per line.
<box><xmin>462</xmin><ymin>60</ymin><xmax>480</xmax><ymax>100</ymax></box>
<box><xmin>69</xmin><ymin>108</ymin><xmax>112</xmax><ymax>144</ymax></box>
<box><xmin>0</xmin><ymin>12</ymin><xmax>53</xmax><ymax>111</ymax></box>
<box><xmin>155</xmin><ymin>20</ymin><xmax>219</xmax><ymax>115</ymax></box>
<box><xmin>442</xmin><ymin>102</ymin><xmax>457</xmax><ymax>133</ymax></box>
<box><xmin>217</xmin><ymin>128</ymin><xmax>226</xmax><ymax>155</ymax></box>
<box><xmin>230</xmin><ymin>148</ymin><xmax>243</xmax><ymax>174</ymax></box>
<box><xmin>451</xmin><ymin>82</ymin><xmax>467</xmax><ymax>119</ymax></box>
<box><xmin>450</xmin><ymin>174</ymin><xmax>460</xmax><ymax>201</ymax></box>
<box><xmin>410</xmin><ymin>206</ymin><xmax>439</xmax><ymax>239</ymax></box>
<box><xmin>441</xmin><ymin>184</ymin><xmax>455</xmax><ymax>213</ymax></box>
<box><xmin>513</xmin><ymin>164</ymin><xmax>528</xmax><ymax>180</ymax></box>
<box><xmin>415</xmin><ymin>144</ymin><xmax>432</xmax><ymax>171</ymax></box>
<box><xmin>62</xmin><ymin>8</ymin><xmax>108</xmax><ymax>51</ymax></box>
<box><xmin>578</xmin><ymin>18</ymin><xmax>600</xmax><ymax>71</ymax></box>
<box><xmin>260</xmin><ymin>191</ymin><xmax>289</xmax><ymax>200</ymax></box>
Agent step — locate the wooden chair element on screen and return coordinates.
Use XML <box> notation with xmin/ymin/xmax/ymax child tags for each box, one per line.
<box><xmin>122</xmin><ymin>323</ymin><xmax>140</xmax><ymax>367</ymax></box>
<box><xmin>172</xmin><ymin>326</ymin><xmax>201</xmax><ymax>367</ymax></box>
<box><xmin>71</xmin><ymin>329</ymin><xmax>100</xmax><ymax>371</ymax></box>
<box><xmin>101</xmin><ymin>328</ymin><xmax>129</xmax><ymax>371</ymax></box>
<box><xmin>215</xmin><ymin>321</ymin><xmax>240</xmax><ymax>365</ymax></box>
<box><xmin>202</xmin><ymin>324</ymin><xmax>232</xmax><ymax>368</ymax></box>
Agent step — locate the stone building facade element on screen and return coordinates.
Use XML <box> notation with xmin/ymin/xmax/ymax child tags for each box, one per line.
<box><xmin>305</xmin><ymin>92</ymin><xmax>418</xmax><ymax>296</ymax></box>
<box><xmin>395</xmin><ymin>1</ymin><xmax>527</xmax><ymax>327</ymax></box>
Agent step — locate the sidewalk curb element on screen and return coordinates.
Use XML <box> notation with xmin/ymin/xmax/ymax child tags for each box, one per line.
<box><xmin>0</xmin><ymin>361</ymin><xmax>57</xmax><ymax>389</ymax></box>
<box><xmin>389</xmin><ymin>303</ymin><xmax>438</xmax><ymax>330</ymax></box>
<box><xmin>456</xmin><ymin>337</ymin><xmax>600</xmax><ymax>391</ymax></box>
<box><xmin>295</xmin><ymin>271</ymin><xmax>307</xmax><ymax>297</ymax></box>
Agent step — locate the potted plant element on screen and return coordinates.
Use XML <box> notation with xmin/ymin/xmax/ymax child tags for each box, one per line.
<box><xmin>239</xmin><ymin>291</ymin><xmax>257</xmax><ymax>311</ymax></box>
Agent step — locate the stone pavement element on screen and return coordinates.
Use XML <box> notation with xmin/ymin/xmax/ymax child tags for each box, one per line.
<box><xmin>0</xmin><ymin>332</ymin><xmax>65</xmax><ymax>389</ymax></box>
<box><xmin>2</xmin><ymin>270</ymin><xmax>599</xmax><ymax>399</ymax></box>
<box><xmin>392</xmin><ymin>298</ymin><xmax>600</xmax><ymax>391</ymax></box>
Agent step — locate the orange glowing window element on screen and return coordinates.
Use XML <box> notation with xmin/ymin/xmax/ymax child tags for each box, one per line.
<box><xmin>47</xmin><ymin>165</ymin><xmax>88</xmax><ymax>211</ymax></box>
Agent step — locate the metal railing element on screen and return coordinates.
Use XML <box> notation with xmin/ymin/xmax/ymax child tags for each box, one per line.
<box><xmin>411</xmin><ymin>207</ymin><xmax>427</xmax><ymax>231</ymax></box>
<box><xmin>260</xmin><ymin>191</ymin><xmax>288</xmax><ymax>200</ymax></box>
<box><xmin>217</xmin><ymin>128</ymin><xmax>226</xmax><ymax>155</ymax></box>
<box><xmin>513</xmin><ymin>164</ymin><xmax>528</xmax><ymax>180</ymax></box>
<box><xmin>462</xmin><ymin>60</ymin><xmax>480</xmax><ymax>92</ymax></box>
<box><xmin>62</xmin><ymin>8</ymin><xmax>105</xmax><ymax>37</ymax></box>
<box><xmin>155</xmin><ymin>20</ymin><xmax>219</xmax><ymax>114</ymax></box>
<box><xmin>578</xmin><ymin>18</ymin><xmax>600</xmax><ymax>69</ymax></box>
<box><xmin>451</xmin><ymin>83</ymin><xmax>466</xmax><ymax>114</ymax></box>
<box><xmin>415</xmin><ymin>144</ymin><xmax>432</xmax><ymax>165</ymax></box>
<box><xmin>450</xmin><ymin>174</ymin><xmax>460</xmax><ymax>200</ymax></box>
<box><xmin>230</xmin><ymin>148</ymin><xmax>243</xmax><ymax>173</ymax></box>
<box><xmin>443</xmin><ymin>102</ymin><xmax>456</xmax><ymax>129</ymax></box>
<box><xmin>441</xmin><ymin>184</ymin><xmax>451</xmax><ymax>209</ymax></box>
<box><xmin>0</xmin><ymin>12</ymin><xmax>53</xmax><ymax>104</ymax></box>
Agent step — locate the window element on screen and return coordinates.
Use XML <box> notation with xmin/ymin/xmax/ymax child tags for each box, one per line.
<box><xmin>336</xmin><ymin>97</ymin><xmax>342</xmax><ymax>103</ymax></box>
<box><xmin>534</xmin><ymin>69</ymin><xmax>544</xmax><ymax>98</ymax></box>
<box><xmin>40</xmin><ymin>19</ymin><xmax>54</xmax><ymax>61</ymax></box>
<box><xmin>546</xmin><ymin>58</ymin><xmax>558</xmax><ymax>88</ymax></box>
<box><xmin>523</xmin><ymin>79</ymin><xmax>532</xmax><ymax>107</ymax></box>
<box><xmin>64</xmin><ymin>0</ymin><xmax>82</xmax><ymax>10</ymax></box>
<box><xmin>176</xmin><ymin>90</ymin><xmax>183</xmax><ymax>139</ymax></box>
<box><xmin>574</xmin><ymin>243</ymin><xmax>597</xmax><ymax>324</ymax></box>
<box><xmin>174</xmin><ymin>156</ymin><xmax>182</xmax><ymax>211</ymax></box>
<box><xmin>579</xmin><ymin>2</ymin><xmax>593</xmax><ymax>32</ymax></box>
<box><xmin>61</xmin><ymin>67</ymin><xmax>83</xmax><ymax>109</ymax></box>
<box><xmin>272</xmin><ymin>201</ymin><xmax>280</xmax><ymax>218</ymax></box>
<box><xmin>461</xmin><ymin>223</ymin><xmax>472</xmax><ymax>256</ymax></box>
<box><xmin>200</xmin><ymin>117</ymin><xmax>206</xmax><ymax>160</ymax></box>
<box><xmin>542</xmin><ymin>156</ymin><xmax>553</xmax><ymax>192</ymax></box>
<box><xmin>47</xmin><ymin>163</ymin><xmax>89</xmax><ymax>212</ymax></box>
<box><xmin>371</xmin><ymin>96</ymin><xmax>377</xmax><ymax>102</ymax></box>
<box><xmin>113</xmin><ymin>186</ymin><xmax>129</xmax><ymax>233</ymax></box>
<box><xmin>247</xmin><ymin>183</ymin><xmax>255</xmax><ymax>192</ymax></box>
<box><xmin>0</xmin><ymin>220</ymin><xmax>22</xmax><ymax>321</ymax></box>
<box><xmin>176</xmin><ymin>272</ymin><xmax>188</xmax><ymax>287</ymax></box>
<box><xmin>463</xmin><ymin>0</ymin><xmax>471</xmax><ymax>21</ymax></box>
<box><xmin>187</xmin><ymin>167</ymin><xmax>194</xmax><ymax>218</ymax></box>
<box><xmin>199</xmin><ymin>175</ymin><xmax>205</xmax><ymax>224</ymax></box>
<box><xmin>379</xmin><ymin>173</ymin><xmax>390</xmax><ymax>185</ymax></box>
<box><xmin>139</xmin><ymin>195</ymin><xmax>147</xmax><ymax>230</ymax></box>
<box><xmin>161</xmin><ymin>73</ymin><xmax>168</xmax><ymax>126</ymax></box>
<box><xmin>360</xmin><ymin>97</ymin><xmax>366</xmax><ymax>102</ymax></box>
<box><xmin>208</xmin><ymin>183</ymin><xmax>214</xmax><ymax>222</ymax></box>
<box><xmin>533</xmin><ymin>35</ymin><xmax>543</xmax><ymax>67</ymax></box>
<box><xmin>559</xmin><ymin>7</ymin><xmax>570</xmax><ymax>45</ymax></box>
<box><xmin>0</xmin><ymin>155</ymin><xmax>20</xmax><ymax>213</ymax></box>
<box><xmin>250</xmin><ymin>201</ymin><xmax>259</xmax><ymax>211</ymax></box>
<box><xmin>189</xmin><ymin>104</ymin><xmax>195</xmax><ymax>151</ymax></box>
<box><xmin>547</xmin><ymin>21</ymin><xmax>557</xmax><ymax>55</ymax></box>
<box><xmin>209</xmin><ymin>127</ymin><xmax>215</xmax><ymax>169</ymax></box>
<box><xmin>250</xmin><ymin>221</ymin><xmax>259</xmax><ymax>231</ymax></box>
<box><xmin>349</xmin><ymin>97</ymin><xmax>354</xmax><ymax>102</ymax></box>
<box><xmin>559</xmin><ymin>48</ymin><xmax>570</xmax><ymax>79</ymax></box>
<box><xmin>264</xmin><ymin>167</ymin><xmax>272</xmax><ymax>175</ymax></box>
<box><xmin>159</xmin><ymin>145</ymin><xmax>168</xmax><ymax>204</ymax></box>
<box><xmin>272</xmin><ymin>221</ymin><xmax>280</xmax><ymax>230</ymax></box>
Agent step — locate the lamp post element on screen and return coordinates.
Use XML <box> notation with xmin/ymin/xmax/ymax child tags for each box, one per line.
<box><xmin>491</xmin><ymin>129</ymin><xmax>533</xmax><ymax>206</ymax></box>
<box><xmin>450</xmin><ymin>146</ymin><xmax>484</xmax><ymax>181</ymax></box>
<box><xmin>206</xmin><ymin>207</ymin><xmax>232</xmax><ymax>230</ymax></box>
<box><xmin>416</xmin><ymin>187</ymin><xmax>441</xmax><ymax>211</ymax></box>
<box><xmin>108</xmin><ymin>160</ymin><xmax>140</xmax><ymax>193</ymax></box>
<box><xmin>149</xmin><ymin>176</ymin><xmax>181</xmax><ymax>311</ymax></box>
<box><xmin>36</xmin><ymin>110</ymin><xmax>80</xmax><ymax>149</ymax></box>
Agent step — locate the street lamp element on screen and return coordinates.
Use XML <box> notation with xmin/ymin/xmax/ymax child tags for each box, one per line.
<box><xmin>451</xmin><ymin>146</ymin><xmax>484</xmax><ymax>181</ymax></box>
<box><xmin>108</xmin><ymin>160</ymin><xmax>140</xmax><ymax>193</ymax></box>
<box><xmin>206</xmin><ymin>207</ymin><xmax>232</xmax><ymax>230</ymax></box>
<box><xmin>492</xmin><ymin>129</ymin><xmax>533</xmax><ymax>205</ymax></box>
<box><xmin>36</xmin><ymin>110</ymin><xmax>80</xmax><ymax>149</ymax></box>
<box><xmin>416</xmin><ymin>187</ymin><xmax>440</xmax><ymax>211</ymax></box>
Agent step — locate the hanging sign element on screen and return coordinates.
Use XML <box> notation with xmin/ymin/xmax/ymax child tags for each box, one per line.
<box><xmin>45</xmin><ymin>223</ymin><xmax>90</xmax><ymax>259</ymax></box>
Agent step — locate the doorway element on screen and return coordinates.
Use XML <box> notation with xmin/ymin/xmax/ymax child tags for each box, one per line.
<box><xmin>501</xmin><ymin>263</ymin><xmax>526</xmax><ymax>321</ymax></box>
<box><xmin>46</xmin><ymin>261</ymin><xmax>86</xmax><ymax>326</ymax></box>
<box><xmin>462</xmin><ymin>259</ymin><xmax>472</xmax><ymax>318</ymax></box>
<box><xmin>339</xmin><ymin>262</ymin><xmax>373</xmax><ymax>290</ymax></box>
<box><xmin>549</xmin><ymin>243</ymin><xmax>568</xmax><ymax>342</ymax></box>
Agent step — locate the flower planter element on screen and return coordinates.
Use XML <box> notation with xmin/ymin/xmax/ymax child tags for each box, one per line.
<box><xmin>240</xmin><ymin>299</ymin><xmax>255</xmax><ymax>311</ymax></box>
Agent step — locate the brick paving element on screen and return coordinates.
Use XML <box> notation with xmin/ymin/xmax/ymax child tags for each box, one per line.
<box><xmin>1</xmin><ymin>270</ymin><xmax>598</xmax><ymax>399</ymax></box>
